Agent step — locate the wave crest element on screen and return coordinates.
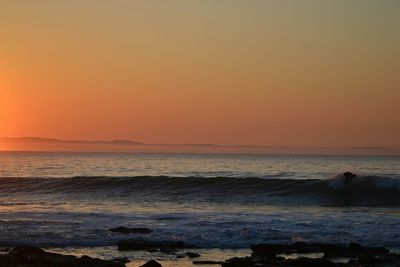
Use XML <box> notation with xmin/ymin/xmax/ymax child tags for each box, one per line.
<box><xmin>0</xmin><ymin>175</ymin><xmax>399</xmax><ymax>207</ymax></box>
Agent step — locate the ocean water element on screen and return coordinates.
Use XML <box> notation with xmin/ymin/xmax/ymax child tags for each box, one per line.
<box><xmin>0</xmin><ymin>152</ymin><xmax>399</xmax><ymax>262</ymax></box>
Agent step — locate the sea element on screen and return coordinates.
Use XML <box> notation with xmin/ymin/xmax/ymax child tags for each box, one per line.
<box><xmin>0</xmin><ymin>152</ymin><xmax>399</xmax><ymax>266</ymax></box>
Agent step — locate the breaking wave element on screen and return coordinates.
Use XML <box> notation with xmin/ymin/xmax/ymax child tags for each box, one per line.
<box><xmin>0</xmin><ymin>174</ymin><xmax>399</xmax><ymax>207</ymax></box>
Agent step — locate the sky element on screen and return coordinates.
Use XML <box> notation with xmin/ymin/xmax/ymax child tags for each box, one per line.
<box><xmin>1</xmin><ymin>1</ymin><xmax>399</xmax><ymax>148</ymax></box>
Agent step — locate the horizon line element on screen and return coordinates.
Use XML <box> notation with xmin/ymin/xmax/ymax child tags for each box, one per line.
<box><xmin>1</xmin><ymin>136</ymin><xmax>399</xmax><ymax>151</ymax></box>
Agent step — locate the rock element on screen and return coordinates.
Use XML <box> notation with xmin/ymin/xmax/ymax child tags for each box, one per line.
<box><xmin>193</xmin><ymin>260</ymin><xmax>224</xmax><ymax>265</ymax></box>
<box><xmin>222</xmin><ymin>257</ymin><xmax>254</xmax><ymax>267</ymax></box>
<box><xmin>250</xmin><ymin>243</ymin><xmax>284</xmax><ymax>257</ymax></box>
<box><xmin>240</xmin><ymin>242</ymin><xmax>399</xmax><ymax>267</ymax></box>
<box><xmin>109</xmin><ymin>227</ymin><xmax>153</xmax><ymax>234</ymax></box>
<box><xmin>185</xmin><ymin>252</ymin><xmax>201</xmax><ymax>258</ymax></box>
<box><xmin>222</xmin><ymin>255</ymin><xmax>340</xmax><ymax>267</ymax></box>
<box><xmin>322</xmin><ymin>243</ymin><xmax>389</xmax><ymax>258</ymax></box>
<box><xmin>250</xmin><ymin>242</ymin><xmax>321</xmax><ymax>258</ymax></box>
<box><xmin>9</xmin><ymin>246</ymin><xmax>47</xmax><ymax>256</ymax></box>
<box><xmin>77</xmin><ymin>255</ymin><xmax>125</xmax><ymax>266</ymax></box>
<box><xmin>287</xmin><ymin>257</ymin><xmax>339</xmax><ymax>267</ymax></box>
<box><xmin>117</xmin><ymin>239</ymin><xmax>185</xmax><ymax>251</ymax></box>
<box><xmin>113</xmin><ymin>257</ymin><xmax>130</xmax><ymax>263</ymax></box>
<box><xmin>355</xmin><ymin>253</ymin><xmax>400</xmax><ymax>266</ymax></box>
<box><xmin>0</xmin><ymin>245</ymin><xmax>126</xmax><ymax>267</ymax></box>
<box><xmin>366</xmin><ymin>246</ymin><xmax>390</xmax><ymax>255</ymax></box>
<box><xmin>319</xmin><ymin>243</ymin><xmax>348</xmax><ymax>257</ymax></box>
<box><xmin>251</xmin><ymin>242</ymin><xmax>390</xmax><ymax>259</ymax></box>
<box><xmin>348</xmin><ymin>242</ymin><xmax>363</xmax><ymax>251</ymax></box>
<box><xmin>140</xmin><ymin>260</ymin><xmax>162</xmax><ymax>267</ymax></box>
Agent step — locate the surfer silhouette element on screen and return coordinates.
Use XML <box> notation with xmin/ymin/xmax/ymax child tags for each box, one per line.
<box><xmin>343</xmin><ymin>172</ymin><xmax>356</xmax><ymax>184</ymax></box>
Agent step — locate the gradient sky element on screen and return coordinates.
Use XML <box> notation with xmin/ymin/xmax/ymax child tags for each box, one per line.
<box><xmin>1</xmin><ymin>1</ymin><xmax>399</xmax><ymax>147</ymax></box>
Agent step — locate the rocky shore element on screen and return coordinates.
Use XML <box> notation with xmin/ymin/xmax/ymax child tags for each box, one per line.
<box><xmin>0</xmin><ymin>246</ymin><xmax>126</xmax><ymax>267</ymax></box>
<box><xmin>1</xmin><ymin>227</ymin><xmax>399</xmax><ymax>267</ymax></box>
<box><xmin>222</xmin><ymin>242</ymin><xmax>400</xmax><ymax>267</ymax></box>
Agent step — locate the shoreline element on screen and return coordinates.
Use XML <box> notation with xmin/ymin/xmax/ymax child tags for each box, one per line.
<box><xmin>1</xmin><ymin>241</ymin><xmax>399</xmax><ymax>267</ymax></box>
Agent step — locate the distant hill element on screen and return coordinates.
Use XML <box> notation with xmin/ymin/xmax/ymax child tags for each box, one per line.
<box><xmin>0</xmin><ymin>137</ymin><xmax>399</xmax><ymax>156</ymax></box>
<box><xmin>1</xmin><ymin>137</ymin><xmax>144</xmax><ymax>145</ymax></box>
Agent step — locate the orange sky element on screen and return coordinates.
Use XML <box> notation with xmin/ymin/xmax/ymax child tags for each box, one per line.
<box><xmin>1</xmin><ymin>1</ymin><xmax>399</xmax><ymax>148</ymax></box>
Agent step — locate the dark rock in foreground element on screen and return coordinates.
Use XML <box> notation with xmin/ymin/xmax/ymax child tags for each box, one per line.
<box><xmin>117</xmin><ymin>239</ymin><xmax>186</xmax><ymax>251</ymax></box>
<box><xmin>221</xmin><ymin>242</ymin><xmax>400</xmax><ymax>267</ymax></box>
<box><xmin>110</xmin><ymin>226</ymin><xmax>153</xmax><ymax>234</ymax></box>
<box><xmin>193</xmin><ymin>260</ymin><xmax>224</xmax><ymax>265</ymax></box>
<box><xmin>222</xmin><ymin>257</ymin><xmax>342</xmax><ymax>267</ymax></box>
<box><xmin>140</xmin><ymin>260</ymin><xmax>163</xmax><ymax>267</ymax></box>
<box><xmin>0</xmin><ymin>246</ymin><xmax>126</xmax><ymax>267</ymax></box>
<box><xmin>185</xmin><ymin>251</ymin><xmax>201</xmax><ymax>258</ymax></box>
<box><xmin>221</xmin><ymin>257</ymin><xmax>254</xmax><ymax>267</ymax></box>
<box><xmin>251</xmin><ymin>242</ymin><xmax>390</xmax><ymax>258</ymax></box>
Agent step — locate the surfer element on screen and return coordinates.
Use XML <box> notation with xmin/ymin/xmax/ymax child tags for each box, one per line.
<box><xmin>343</xmin><ymin>172</ymin><xmax>356</xmax><ymax>184</ymax></box>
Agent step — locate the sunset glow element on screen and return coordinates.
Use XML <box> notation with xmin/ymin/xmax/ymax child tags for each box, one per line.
<box><xmin>0</xmin><ymin>2</ymin><xmax>400</xmax><ymax>266</ymax></box>
<box><xmin>1</xmin><ymin>1</ymin><xmax>399</xmax><ymax>148</ymax></box>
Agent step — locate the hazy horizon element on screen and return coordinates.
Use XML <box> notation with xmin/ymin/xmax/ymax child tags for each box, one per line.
<box><xmin>1</xmin><ymin>136</ymin><xmax>399</xmax><ymax>156</ymax></box>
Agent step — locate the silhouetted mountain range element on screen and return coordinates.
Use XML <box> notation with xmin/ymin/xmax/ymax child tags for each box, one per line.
<box><xmin>0</xmin><ymin>137</ymin><xmax>399</xmax><ymax>155</ymax></box>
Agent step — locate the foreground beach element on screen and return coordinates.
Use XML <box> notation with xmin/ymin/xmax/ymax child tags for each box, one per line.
<box><xmin>1</xmin><ymin>217</ymin><xmax>400</xmax><ymax>266</ymax></box>
<box><xmin>1</xmin><ymin>241</ymin><xmax>400</xmax><ymax>266</ymax></box>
